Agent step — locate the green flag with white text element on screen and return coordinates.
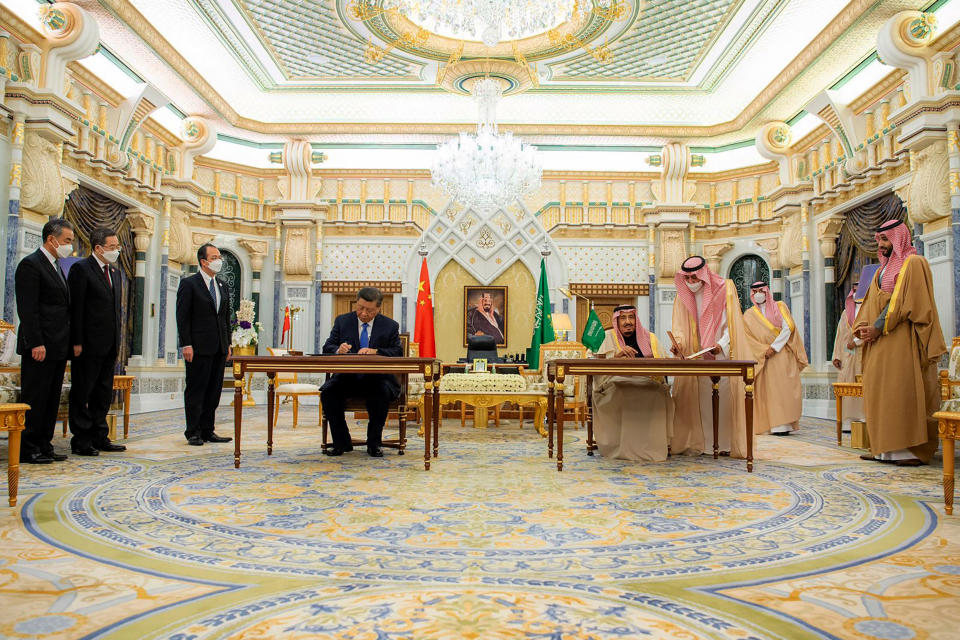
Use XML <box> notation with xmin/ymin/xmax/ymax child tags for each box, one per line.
<box><xmin>526</xmin><ymin>258</ymin><xmax>555</xmax><ymax>369</ymax></box>
<box><xmin>581</xmin><ymin>306</ymin><xmax>605</xmax><ymax>352</ymax></box>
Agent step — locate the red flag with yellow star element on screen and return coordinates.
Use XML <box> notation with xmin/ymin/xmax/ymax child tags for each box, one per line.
<box><xmin>413</xmin><ymin>257</ymin><xmax>436</xmax><ymax>358</ymax></box>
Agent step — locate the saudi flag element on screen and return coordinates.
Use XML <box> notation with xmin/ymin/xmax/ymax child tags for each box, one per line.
<box><xmin>526</xmin><ymin>258</ymin><xmax>556</xmax><ymax>370</ymax></box>
<box><xmin>581</xmin><ymin>306</ymin><xmax>605</xmax><ymax>352</ymax></box>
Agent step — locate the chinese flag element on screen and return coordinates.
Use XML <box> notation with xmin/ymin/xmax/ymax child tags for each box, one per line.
<box><xmin>413</xmin><ymin>258</ymin><xmax>436</xmax><ymax>358</ymax></box>
<box><xmin>281</xmin><ymin>305</ymin><xmax>291</xmax><ymax>344</ymax></box>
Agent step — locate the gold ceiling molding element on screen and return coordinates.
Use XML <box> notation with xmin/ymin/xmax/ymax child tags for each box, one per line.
<box><xmin>89</xmin><ymin>0</ymin><xmax>910</xmax><ymax>140</ymax></box>
<box><xmin>195</xmin><ymin>157</ymin><xmax>285</xmax><ymax>177</ymax></box>
<box><xmin>849</xmin><ymin>69</ymin><xmax>906</xmax><ymax>115</ymax></box>
<box><xmin>65</xmin><ymin>63</ymin><xmax>180</xmax><ymax>147</ymax></box>
<box><xmin>321</xmin><ymin>280</ymin><xmax>402</xmax><ymax>294</ymax></box>
<box><xmin>791</xmin><ymin>123</ymin><xmax>832</xmax><ymax>155</ymax></box>
<box><xmin>0</xmin><ymin>5</ymin><xmax>45</xmax><ymax>47</ymax></box>
<box><xmin>66</xmin><ymin>60</ymin><xmax>124</xmax><ymax>106</ymax></box>
<box><xmin>195</xmin><ymin>161</ymin><xmax>780</xmax><ymax>183</ymax></box>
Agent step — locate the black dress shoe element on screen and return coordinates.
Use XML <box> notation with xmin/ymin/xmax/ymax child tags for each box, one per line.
<box><xmin>367</xmin><ymin>446</ymin><xmax>384</xmax><ymax>458</ymax></box>
<box><xmin>323</xmin><ymin>446</ymin><xmax>345</xmax><ymax>456</ymax></box>
<box><xmin>203</xmin><ymin>433</ymin><xmax>232</xmax><ymax>443</ymax></box>
<box><xmin>95</xmin><ymin>442</ymin><xmax>127</xmax><ymax>452</ymax></box>
<box><xmin>21</xmin><ymin>452</ymin><xmax>53</xmax><ymax>464</ymax></box>
<box><xmin>71</xmin><ymin>445</ymin><xmax>100</xmax><ymax>457</ymax></box>
<box><xmin>43</xmin><ymin>451</ymin><xmax>68</xmax><ymax>462</ymax></box>
<box><xmin>187</xmin><ymin>436</ymin><xmax>204</xmax><ymax>446</ymax></box>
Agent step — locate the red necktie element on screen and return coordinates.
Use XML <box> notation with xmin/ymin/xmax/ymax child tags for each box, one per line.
<box><xmin>103</xmin><ymin>265</ymin><xmax>111</xmax><ymax>288</ymax></box>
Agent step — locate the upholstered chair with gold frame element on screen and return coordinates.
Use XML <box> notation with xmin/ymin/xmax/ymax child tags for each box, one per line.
<box><xmin>267</xmin><ymin>346</ymin><xmax>322</xmax><ymax>429</ymax></box>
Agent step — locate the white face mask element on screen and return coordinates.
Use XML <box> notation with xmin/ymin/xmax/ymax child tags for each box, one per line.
<box><xmin>101</xmin><ymin>249</ymin><xmax>120</xmax><ymax>264</ymax></box>
<box><xmin>686</xmin><ymin>280</ymin><xmax>703</xmax><ymax>293</ymax></box>
<box><xmin>55</xmin><ymin>242</ymin><xmax>73</xmax><ymax>258</ymax></box>
<box><xmin>753</xmin><ymin>293</ymin><xmax>766</xmax><ymax>304</ymax></box>
<box><xmin>206</xmin><ymin>258</ymin><xmax>223</xmax><ymax>274</ymax></box>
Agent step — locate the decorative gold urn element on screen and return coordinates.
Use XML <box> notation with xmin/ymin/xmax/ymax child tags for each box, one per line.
<box><xmin>232</xmin><ymin>345</ymin><xmax>257</xmax><ymax>406</ymax></box>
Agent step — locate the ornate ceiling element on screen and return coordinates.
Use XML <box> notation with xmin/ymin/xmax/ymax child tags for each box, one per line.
<box><xmin>74</xmin><ymin>0</ymin><xmax>932</xmax><ymax>143</ymax></box>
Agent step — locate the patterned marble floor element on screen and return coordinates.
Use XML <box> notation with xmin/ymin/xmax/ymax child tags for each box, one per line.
<box><xmin>1</xmin><ymin>407</ymin><xmax>959</xmax><ymax>639</ymax></box>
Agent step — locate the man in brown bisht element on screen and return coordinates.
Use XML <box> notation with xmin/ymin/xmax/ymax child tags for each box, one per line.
<box><xmin>831</xmin><ymin>285</ymin><xmax>864</xmax><ymax>432</ymax></box>
<box><xmin>742</xmin><ymin>281</ymin><xmax>808</xmax><ymax>436</ymax></box>
<box><xmin>854</xmin><ymin>219</ymin><xmax>946</xmax><ymax>466</ymax></box>
<box><xmin>592</xmin><ymin>305</ymin><xmax>674</xmax><ymax>462</ymax></box>
<box><xmin>669</xmin><ymin>255</ymin><xmax>751</xmax><ymax>458</ymax></box>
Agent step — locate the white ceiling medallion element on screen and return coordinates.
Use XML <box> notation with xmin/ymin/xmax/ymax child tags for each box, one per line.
<box><xmin>383</xmin><ymin>0</ymin><xmax>612</xmax><ymax>47</ymax></box>
<box><xmin>431</xmin><ymin>78</ymin><xmax>542</xmax><ymax>217</ymax></box>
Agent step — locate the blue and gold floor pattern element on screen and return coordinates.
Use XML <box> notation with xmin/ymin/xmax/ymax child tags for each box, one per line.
<box><xmin>1</xmin><ymin>407</ymin><xmax>959</xmax><ymax>639</ymax></box>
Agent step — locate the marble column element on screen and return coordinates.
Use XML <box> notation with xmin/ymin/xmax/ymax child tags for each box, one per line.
<box><xmin>156</xmin><ymin>196</ymin><xmax>171</xmax><ymax>365</ymax></box>
<box><xmin>820</xmin><ymin>234</ymin><xmax>838</xmax><ymax>359</ymax></box>
<box><xmin>4</xmin><ymin>114</ymin><xmax>24</xmax><ymax>316</ymax></box>
<box><xmin>800</xmin><ymin>201</ymin><xmax>811</xmax><ymax>360</ymax></box>
<box><xmin>126</xmin><ymin>210</ymin><xmax>155</xmax><ymax>360</ymax></box>
<box><xmin>647</xmin><ymin>225</ymin><xmax>656</xmax><ymax>332</ymax></box>
<box><xmin>272</xmin><ymin>224</ymin><xmax>283</xmax><ymax>347</ymax></box>
<box><xmin>949</xmin><ymin>122</ymin><xmax>960</xmax><ymax>336</ymax></box>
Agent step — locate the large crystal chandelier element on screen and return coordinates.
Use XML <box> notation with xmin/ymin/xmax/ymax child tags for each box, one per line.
<box><xmin>431</xmin><ymin>78</ymin><xmax>542</xmax><ymax>216</ymax></box>
<box><xmin>383</xmin><ymin>0</ymin><xmax>610</xmax><ymax>47</ymax></box>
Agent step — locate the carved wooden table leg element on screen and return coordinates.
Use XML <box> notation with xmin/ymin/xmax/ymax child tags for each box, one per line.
<box><xmin>233</xmin><ymin>364</ymin><xmax>244</xmax><ymax>469</ymax></box>
<box><xmin>835</xmin><ymin>389</ymin><xmax>843</xmax><ymax>446</ymax></box>
<box><xmin>266</xmin><ymin>373</ymin><xmax>275</xmax><ymax>456</ymax></box>
<box><xmin>7</xmin><ymin>428</ymin><xmax>19</xmax><ymax>507</ymax></box>
<box><xmin>123</xmin><ymin>385</ymin><xmax>131</xmax><ymax>439</ymax></box>
<box><xmin>711</xmin><ymin>376</ymin><xmax>720</xmax><ymax>459</ymax></box>
<box><xmin>556</xmin><ymin>366</ymin><xmax>566</xmax><ymax>472</ymax></box>
<box><xmin>939</xmin><ymin>416</ymin><xmax>956</xmax><ymax>515</ymax></box>
<box><xmin>432</xmin><ymin>370</ymin><xmax>440</xmax><ymax>460</ymax></box>
<box><xmin>586</xmin><ymin>374</ymin><xmax>595</xmax><ymax>456</ymax></box>
<box><xmin>547</xmin><ymin>370</ymin><xmax>555</xmax><ymax>459</ymax></box>
<box><xmin>423</xmin><ymin>364</ymin><xmax>433</xmax><ymax>470</ymax></box>
<box><xmin>745</xmin><ymin>369</ymin><xmax>755</xmax><ymax>473</ymax></box>
<box><xmin>944</xmin><ymin>434</ymin><xmax>955</xmax><ymax>516</ymax></box>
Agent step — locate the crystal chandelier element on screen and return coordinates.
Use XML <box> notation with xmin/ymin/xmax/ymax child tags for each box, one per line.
<box><xmin>431</xmin><ymin>78</ymin><xmax>542</xmax><ymax>216</ymax></box>
<box><xmin>383</xmin><ymin>0</ymin><xmax>610</xmax><ymax>47</ymax></box>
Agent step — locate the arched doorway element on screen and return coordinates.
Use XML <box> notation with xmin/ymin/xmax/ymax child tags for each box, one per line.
<box><xmin>728</xmin><ymin>254</ymin><xmax>770</xmax><ymax>312</ymax></box>
<box><xmin>220</xmin><ymin>249</ymin><xmax>242</xmax><ymax>322</ymax></box>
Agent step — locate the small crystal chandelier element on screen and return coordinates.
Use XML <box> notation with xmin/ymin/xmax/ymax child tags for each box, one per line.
<box><xmin>431</xmin><ymin>78</ymin><xmax>542</xmax><ymax>216</ymax></box>
<box><xmin>384</xmin><ymin>0</ymin><xmax>609</xmax><ymax>47</ymax></box>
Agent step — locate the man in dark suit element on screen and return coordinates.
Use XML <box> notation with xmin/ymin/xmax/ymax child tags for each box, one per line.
<box><xmin>321</xmin><ymin>287</ymin><xmax>402</xmax><ymax>457</ymax></box>
<box><xmin>176</xmin><ymin>242</ymin><xmax>232</xmax><ymax>446</ymax></box>
<box><xmin>15</xmin><ymin>217</ymin><xmax>74</xmax><ymax>464</ymax></box>
<box><xmin>67</xmin><ymin>227</ymin><xmax>126</xmax><ymax>456</ymax></box>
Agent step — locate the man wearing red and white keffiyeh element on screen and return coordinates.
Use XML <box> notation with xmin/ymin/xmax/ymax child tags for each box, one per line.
<box><xmin>669</xmin><ymin>256</ymin><xmax>751</xmax><ymax>458</ymax></box>
<box><xmin>853</xmin><ymin>219</ymin><xmax>946</xmax><ymax>466</ymax></box>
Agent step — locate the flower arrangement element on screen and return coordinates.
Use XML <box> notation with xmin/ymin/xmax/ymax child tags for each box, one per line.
<box><xmin>231</xmin><ymin>299</ymin><xmax>263</xmax><ymax>348</ymax></box>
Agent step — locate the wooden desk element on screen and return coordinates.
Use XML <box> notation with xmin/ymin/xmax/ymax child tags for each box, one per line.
<box><xmin>831</xmin><ymin>382</ymin><xmax>863</xmax><ymax>447</ymax></box>
<box><xmin>231</xmin><ymin>355</ymin><xmax>440</xmax><ymax>470</ymax></box>
<box><xmin>546</xmin><ymin>358</ymin><xmax>757</xmax><ymax>472</ymax></box>
<box><xmin>1</xmin><ymin>403</ymin><xmax>29</xmax><ymax>507</ymax></box>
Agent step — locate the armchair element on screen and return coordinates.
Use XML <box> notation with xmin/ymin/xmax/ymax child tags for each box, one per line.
<box><xmin>935</xmin><ymin>337</ymin><xmax>960</xmax><ymax>514</ymax></box>
<box><xmin>267</xmin><ymin>347</ymin><xmax>322</xmax><ymax>429</ymax></box>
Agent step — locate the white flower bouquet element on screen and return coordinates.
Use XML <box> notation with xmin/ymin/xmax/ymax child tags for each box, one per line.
<box><xmin>231</xmin><ymin>299</ymin><xmax>263</xmax><ymax>347</ymax></box>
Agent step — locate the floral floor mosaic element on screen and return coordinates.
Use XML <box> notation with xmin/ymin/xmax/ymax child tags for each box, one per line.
<box><xmin>1</xmin><ymin>407</ymin><xmax>959</xmax><ymax>639</ymax></box>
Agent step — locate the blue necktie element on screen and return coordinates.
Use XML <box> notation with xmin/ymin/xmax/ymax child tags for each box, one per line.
<box><xmin>208</xmin><ymin>277</ymin><xmax>217</xmax><ymax>309</ymax></box>
<box><xmin>360</xmin><ymin>323</ymin><xmax>369</xmax><ymax>349</ymax></box>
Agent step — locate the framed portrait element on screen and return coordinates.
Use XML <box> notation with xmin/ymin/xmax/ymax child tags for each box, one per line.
<box><xmin>464</xmin><ymin>286</ymin><xmax>508</xmax><ymax>347</ymax></box>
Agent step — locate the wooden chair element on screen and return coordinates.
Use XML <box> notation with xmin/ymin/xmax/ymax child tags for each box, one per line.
<box><xmin>527</xmin><ymin>341</ymin><xmax>588</xmax><ymax>429</ymax></box>
<box><xmin>268</xmin><ymin>347</ymin><xmax>322</xmax><ymax>429</ymax></box>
